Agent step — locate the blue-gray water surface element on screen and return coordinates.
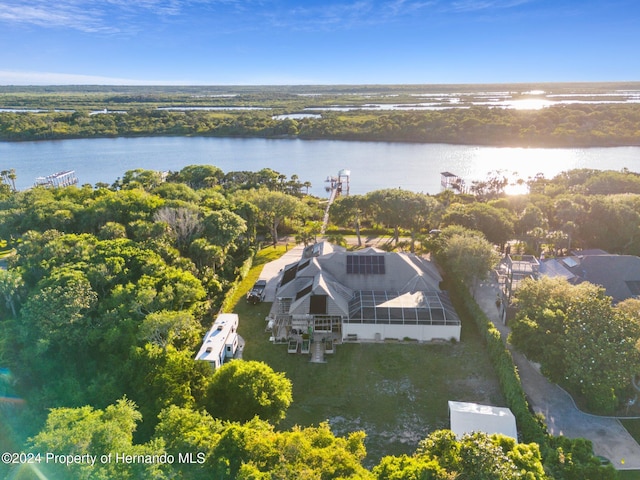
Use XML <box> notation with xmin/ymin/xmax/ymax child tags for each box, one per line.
<box><xmin>2</xmin><ymin>137</ymin><xmax>640</xmax><ymax>196</ymax></box>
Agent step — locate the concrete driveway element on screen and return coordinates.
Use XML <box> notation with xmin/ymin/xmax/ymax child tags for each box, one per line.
<box><xmin>475</xmin><ymin>280</ymin><xmax>640</xmax><ymax>470</ymax></box>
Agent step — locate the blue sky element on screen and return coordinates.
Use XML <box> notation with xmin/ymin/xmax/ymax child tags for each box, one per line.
<box><xmin>0</xmin><ymin>0</ymin><xmax>638</xmax><ymax>85</ymax></box>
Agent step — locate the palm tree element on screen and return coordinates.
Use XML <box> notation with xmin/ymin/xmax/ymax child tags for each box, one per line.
<box><xmin>0</xmin><ymin>170</ymin><xmax>16</xmax><ymax>192</ymax></box>
<box><xmin>8</xmin><ymin>169</ymin><xmax>16</xmax><ymax>192</ymax></box>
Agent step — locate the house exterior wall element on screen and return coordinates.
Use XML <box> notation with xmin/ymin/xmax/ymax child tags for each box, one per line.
<box><xmin>342</xmin><ymin>323</ymin><xmax>460</xmax><ymax>342</ymax></box>
<box><xmin>327</xmin><ymin>298</ymin><xmax>346</xmax><ymax>316</ymax></box>
<box><xmin>291</xmin><ymin>294</ymin><xmax>348</xmax><ymax>317</ymax></box>
<box><xmin>294</xmin><ymin>296</ymin><xmax>311</xmax><ymax>314</ymax></box>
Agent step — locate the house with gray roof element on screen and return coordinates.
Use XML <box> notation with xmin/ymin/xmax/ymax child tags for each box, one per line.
<box><xmin>539</xmin><ymin>250</ymin><xmax>640</xmax><ymax>303</ymax></box>
<box><xmin>268</xmin><ymin>242</ymin><xmax>461</xmax><ymax>343</ymax></box>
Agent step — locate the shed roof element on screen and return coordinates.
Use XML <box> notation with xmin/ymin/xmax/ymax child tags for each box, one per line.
<box><xmin>448</xmin><ymin>401</ymin><xmax>517</xmax><ymax>442</ymax></box>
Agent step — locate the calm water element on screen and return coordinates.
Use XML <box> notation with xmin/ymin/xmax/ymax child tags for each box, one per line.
<box><xmin>2</xmin><ymin>137</ymin><xmax>640</xmax><ymax>196</ymax></box>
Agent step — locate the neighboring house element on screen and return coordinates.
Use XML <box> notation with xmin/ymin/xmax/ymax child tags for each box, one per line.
<box><xmin>539</xmin><ymin>250</ymin><xmax>640</xmax><ymax>303</ymax></box>
<box><xmin>268</xmin><ymin>242</ymin><xmax>461</xmax><ymax>343</ymax></box>
<box><xmin>496</xmin><ymin>254</ymin><xmax>540</xmax><ymax>323</ymax></box>
<box><xmin>448</xmin><ymin>401</ymin><xmax>518</xmax><ymax>442</ymax></box>
<box><xmin>195</xmin><ymin>313</ymin><xmax>239</xmax><ymax>369</ymax></box>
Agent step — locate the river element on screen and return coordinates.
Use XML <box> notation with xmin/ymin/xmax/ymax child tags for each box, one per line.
<box><xmin>2</xmin><ymin>137</ymin><xmax>640</xmax><ymax>196</ymax></box>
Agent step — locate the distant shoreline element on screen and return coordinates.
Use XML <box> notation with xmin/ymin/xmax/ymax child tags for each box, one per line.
<box><xmin>1</xmin><ymin>131</ymin><xmax>638</xmax><ymax>149</ymax></box>
<box><xmin>1</xmin><ymin>84</ymin><xmax>639</xmax><ymax>147</ymax></box>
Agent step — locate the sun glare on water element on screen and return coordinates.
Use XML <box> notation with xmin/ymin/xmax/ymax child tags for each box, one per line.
<box><xmin>509</xmin><ymin>98</ymin><xmax>554</xmax><ymax>110</ymax></box>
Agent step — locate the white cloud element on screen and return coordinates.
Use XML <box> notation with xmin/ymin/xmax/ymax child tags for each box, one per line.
<box><xmin>276</xmin><ymin>0</ymin><xmax>479</xmax><ymax>34</ymax></box>
<box><xmin>384</xmin><ymin>0</ymin><xmax>437</xmax><ymax>16</ymax></box>
<box><xmin>0</xmin><ymin>0</ymin><xmax>214</xmax><ymax>33</ymax></box>
<box><xmin>0</xmin><ymin>2</ymin><xmax>114</xmax><ymax>32</ymax></box>
<box><xmin>449</xmin><ymin>0</ymin><xmax>532</xmax><ymax>12</ymax></box>
<box><xmin>271</xmin><ymin>0</ymin><xmax>440</xmax><ymax>31</ymax></box>
<box><xmin>0</xmin><ymin>0</ymin><xmax>440</xmax><ymax>35</ymax></box>
<box><xmin>287</xmin><ymin>1</ymin><xmax>374</xmax><ymax>26</ymax></box>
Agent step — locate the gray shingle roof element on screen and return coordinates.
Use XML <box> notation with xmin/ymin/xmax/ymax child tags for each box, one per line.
<box><xmin>541</xmin><ymin>253</ymin><xmax>640</xmax><ymax>303</ymax></box>
<box><xmin>274</xmin><ymin>242</ymin><xmax>452</xmax><ymax>320</ymax></box>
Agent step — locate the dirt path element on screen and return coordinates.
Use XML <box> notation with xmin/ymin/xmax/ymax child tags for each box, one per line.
<box><xmin>475</xmin><ymin>280</ymin><xmax>640</xmax><ymax>470</ymax></box>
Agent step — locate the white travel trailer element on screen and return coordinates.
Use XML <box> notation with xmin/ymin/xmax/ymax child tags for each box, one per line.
<box><xmin>195</xmin><ymin>313</ymin><xmax>239</xmax><ymax>369</ymax></box>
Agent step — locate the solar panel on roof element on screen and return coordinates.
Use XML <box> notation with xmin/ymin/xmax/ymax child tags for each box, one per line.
<box><xmin>295</xmin><ymin>284</ymin><xmax>312</xmax><ymax>300</ymax></box>
<box><xmin>281</xmin><ymin>265</ymin><xmax>297</xmax><ymax>286</ymax></box>
<box><xmin>346</xmin><ymin>255</ymin><xmax>385</xmax><ymax>274</ymax></box>
<box><xmin>298</xmin><ymin>259</ymin><xmax>311</xmax><ymax>271</ymax></box>
<box><xmin>562</xmin><ymin>257</ymin><xmax>579</xmax><ymax>268</ymax></box>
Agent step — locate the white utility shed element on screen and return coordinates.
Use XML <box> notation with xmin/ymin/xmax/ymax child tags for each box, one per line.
<box><xmin>448</xmin><ymin>401</ymin><xmax>518</xmax><ymax>442</ymax></box>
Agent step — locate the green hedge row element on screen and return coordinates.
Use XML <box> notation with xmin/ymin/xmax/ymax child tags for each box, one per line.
<box><xmin>448</xmin><ymin>279</ymin><xmax>619</xmax><ymax>478</ymax></box>
<box><xmin>219</xmin><ymin>251</ymin><xmax>255</xmax><ymax>314</ymax></box>
<box><xmin>449</xmin><ymin>279</ymin><xmax>548</xmax><ymax>445</ymax></box>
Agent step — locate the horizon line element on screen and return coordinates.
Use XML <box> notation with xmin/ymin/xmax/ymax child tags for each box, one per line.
<box><xmin>2</xmin><ymin>80</ymin><xmax>640</xmax><ymax>88</ymax></box>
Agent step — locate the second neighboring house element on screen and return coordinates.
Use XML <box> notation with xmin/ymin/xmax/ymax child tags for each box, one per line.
<box><xmin>539</xmin><ymin>250</ymin><xmax>640</xmax><ymax>303</ymax></box>
<box><xmin>268</xmin><ymin>242</ymin><xmax>461</xmax><ymax>343</ymax></box>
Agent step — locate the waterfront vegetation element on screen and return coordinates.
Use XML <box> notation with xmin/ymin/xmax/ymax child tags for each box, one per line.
<box><xmin>1</xmin><ymin>83</ymin><xmax>640</xmax><ymax>147</ymax></box>
<box><xmin>3</xmin><ymin>162</ymin><xmax>640</xmax><ymax>477</ymax></box>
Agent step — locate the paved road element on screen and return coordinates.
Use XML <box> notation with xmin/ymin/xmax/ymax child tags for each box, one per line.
<box><xmin>475</xmin><ymin>281</ymin><xmax>640</xmax><ymax>470</ymax></box>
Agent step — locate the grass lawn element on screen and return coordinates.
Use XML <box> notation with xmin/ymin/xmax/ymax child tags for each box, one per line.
<box><xmin>621</xmin><ymin>418</ymin><xmax>640</xmax><ymax>445</ymax></box>
<box><xmin>619</xmin><ymin>419</ymin><xmax>640</xmax><ymax>478</ymax></box>
<box><xmin>232</xmin><ymin>246</ymin><xmax>505</xmax><ymax>466</ymax></box>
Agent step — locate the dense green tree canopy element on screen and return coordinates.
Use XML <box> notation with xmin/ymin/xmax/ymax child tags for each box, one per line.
<box><xmin>442</xmin><ymin>202</ymin><xmax>514</xmax><ymax>247</ymax></box>
<box><xmin>168</xmin><ymin>164</ymin><xmax>224</xmax><ymax>190</ymax></box>
<box><xmin>2</xmin><ymin>102</ymin><xmax>640</xmax><ymax>147</ymax></box>
<box><xmin>28</xmin><ymin>398</ymin><xmax>164</xmax><ymax>480</ymax></box>
<box><xmin>203</xmin><ymin>360</ymin><xmax>293</xmax><ymax>424</ymax></box>
<box><xmin>0</xmin><ymin>166</ymin><xmax>314</xmax><ymax>446</ymax></box>
<box><xmin>0</xmin><ymin>267</ymin><xmax>23</xmax><ymax>318</ymax></box>
<box><xmin>509</xmin><ymin>277</ymin><xmax>640</xmax><ymax>413</ymax></box>
<box><xmin>374</xmin><ymin>430</ymin><xmax>546</xmax><ymax>480</ymax></box>
<box><xmin>241</xmin><ymin>188</ymin><xmax>309</xmax><ymax>243</ymax></box>
<box><xmin>441</xmin><ymin>229</ymin><xmax>501</xmax><ymax>295</ymax></box>
<box><xmin>365</xmin><ymin>189</ymin><xmax>441</xmax><ymax>251</ymax></box>
<box><xmin>330</xmin><ymin>194</ymin><xmax>366</xmax><ymax>246</ymax></box>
